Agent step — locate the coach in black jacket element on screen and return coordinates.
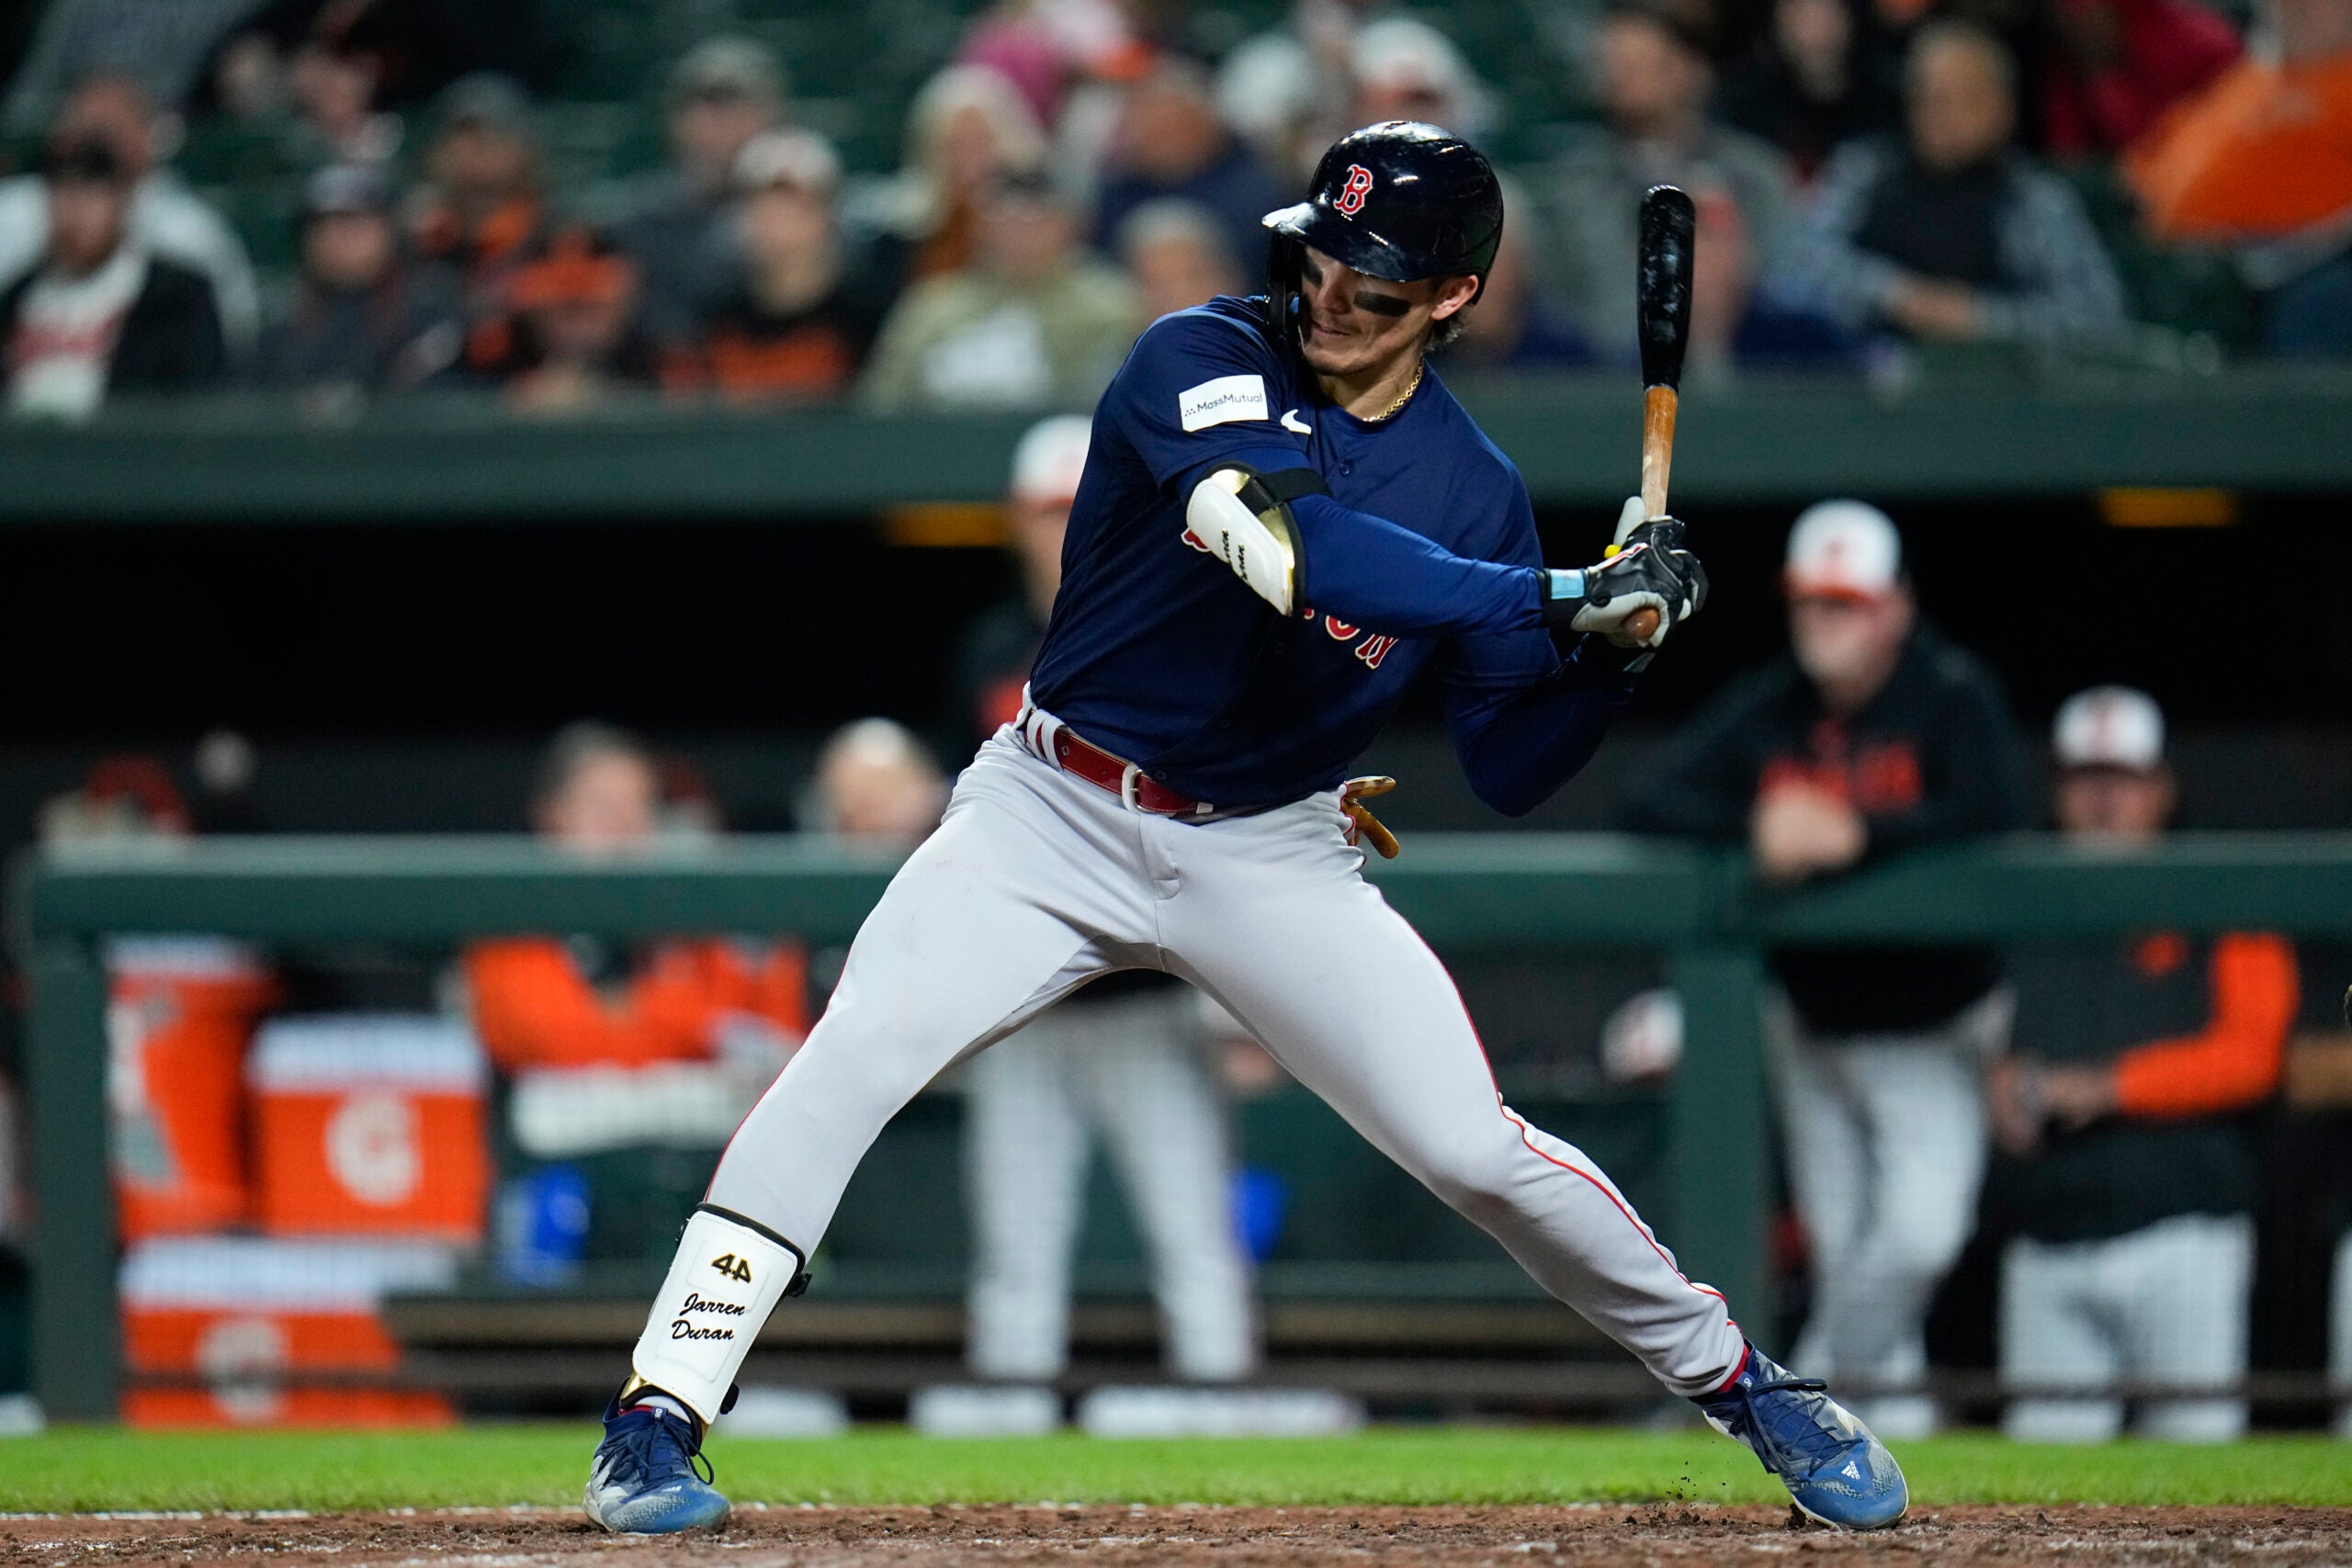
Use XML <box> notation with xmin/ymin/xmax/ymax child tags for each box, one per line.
<box><xmin>1</xmin><ymin>139</ymin><xmax>225</xmax><ymax>421</ymax></box>
<box><xmin>1625</xmin><ymin>499</ymin><xmax>2027</xmax><ymax>1438</ymax></box>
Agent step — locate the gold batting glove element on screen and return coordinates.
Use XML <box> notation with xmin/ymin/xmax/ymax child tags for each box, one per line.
<box><xmin>1340</xmin><ymin>775</ymin><xmax>1401</xmax><ymax>859</ymax></box>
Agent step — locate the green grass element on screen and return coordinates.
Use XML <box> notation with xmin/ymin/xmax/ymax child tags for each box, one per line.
<box><xmin>3</xmin><ymin>1427</ymin><xmax>2347</xmax><ymax>1514</ymax></box>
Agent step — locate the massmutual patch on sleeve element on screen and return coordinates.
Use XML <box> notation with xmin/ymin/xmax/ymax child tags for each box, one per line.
<box><xmin>1178</xmin><ymin>374</ymin><xmax>1269</xmax><ymax>433</ymax></box>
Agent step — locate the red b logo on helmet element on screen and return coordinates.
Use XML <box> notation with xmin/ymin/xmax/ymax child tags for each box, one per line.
<box><xmin>1334</xmin><ymin>164</ymin><xmax>1374</xmax><ymax>217</ymax></box>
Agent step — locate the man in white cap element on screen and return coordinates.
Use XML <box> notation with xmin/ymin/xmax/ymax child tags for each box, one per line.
<box><xmin>1626</xmin><ymin>499</ymin><xmax>2027</xmax><ymax>1438</ymax></box>
<box><xmin>683</xmin><ymin>129</ymin><xmax>891</xmax><ymax>402</ymax></box>
<box><xmin>1985</xmin><ymin>686</ymin><xmax>2294</xmax><ymax>1442</ymax></box>
<box><xmin>918</xmin><ymin>416</ymin><xmax>1259</xmax><ymax>1432</ymax></box>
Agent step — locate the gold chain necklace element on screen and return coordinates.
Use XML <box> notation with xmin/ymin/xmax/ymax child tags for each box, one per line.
<box><xmin>1367</xmin><ymin>360</ymin><xmax>1423</xmax><ymax>423</ymax></box>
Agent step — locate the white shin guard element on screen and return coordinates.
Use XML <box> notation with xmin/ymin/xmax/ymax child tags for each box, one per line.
<box><xmin>628</xmin><ymin>1203</ymin><xmax>807</xmax><ymax>1425</ymax></box>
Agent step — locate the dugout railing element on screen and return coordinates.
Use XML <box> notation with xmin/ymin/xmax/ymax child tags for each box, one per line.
<box><xmin>6</xmin><ymin>366</ymin><xmax>2352</xmax><ymax>520</ymax></box>
<box><xmin>17</xmin><ymin>831</ymin><xmax>2352</xmax><ymax>1421</ymax></box>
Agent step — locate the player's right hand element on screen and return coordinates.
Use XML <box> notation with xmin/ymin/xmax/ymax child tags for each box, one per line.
<box><xmin>1544</xmin><ymin>514</ymin><xmax>1708</xmax><ymax>648</ymax></box>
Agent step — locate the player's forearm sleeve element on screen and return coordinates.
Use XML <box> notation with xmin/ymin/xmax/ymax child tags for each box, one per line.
<box><xmin>1283</xmin><ymin>491</ymin><xmax>1545</xmax><ymax>637</ymax></box>
<box><xmin>1450</xmin><ymin>646</ymin><xmax>1641</xmax><ymax>818</ymax></box>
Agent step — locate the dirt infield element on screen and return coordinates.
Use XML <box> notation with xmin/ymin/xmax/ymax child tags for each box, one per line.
<box><xmin>4</xmin><ymin>1505</ymin><xmax>2348</xmax><ymax>1567</ymax></box>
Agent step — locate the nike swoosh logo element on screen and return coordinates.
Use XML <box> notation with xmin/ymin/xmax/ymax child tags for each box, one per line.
<box><xmin>1281</xmin><ymin>408</ymin><xmax>1311</xmax><ymax>434</ymax></box>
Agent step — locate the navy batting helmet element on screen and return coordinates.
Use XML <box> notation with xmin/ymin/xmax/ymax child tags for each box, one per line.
<box><xmin>1260</xmin><ymin>121</ymin><xmax>1504</xmax><ymax>350</ymax></box>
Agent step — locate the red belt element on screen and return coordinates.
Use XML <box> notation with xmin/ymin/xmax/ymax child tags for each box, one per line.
<box><xmin>1045</xmin><ymin>726</ymin><xmax>1211</xmax><ymax>817</ymax></box>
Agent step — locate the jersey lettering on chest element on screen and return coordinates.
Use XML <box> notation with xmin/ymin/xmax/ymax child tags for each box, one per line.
<box><xmin>1306</xmin><ymin>609</ymin><xmax>1400</xmax><ymax>670</ymax></box>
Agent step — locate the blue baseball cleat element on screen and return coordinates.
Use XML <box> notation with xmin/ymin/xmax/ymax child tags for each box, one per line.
<box><xmin>1696</xmin><ymin>1346</ymin><xmax>1908</xmax><ymax>1531</ymax></box>
<box><xmin>583</xmin><ymin>1393</ymin><xmax>731</xmax><ymax>1535</ymax></box>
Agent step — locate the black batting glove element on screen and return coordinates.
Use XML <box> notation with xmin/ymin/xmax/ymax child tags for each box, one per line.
<box><xmin>1542</xmin><ymin>514</ymin><xmax>1708</xmax><ymax>649</ymax></box>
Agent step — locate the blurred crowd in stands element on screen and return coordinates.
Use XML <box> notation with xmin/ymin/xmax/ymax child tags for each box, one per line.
<box><xmin>2</xmin><ymin>0</ymin><xmax>2349</xmax><ymax>422</ymax></box>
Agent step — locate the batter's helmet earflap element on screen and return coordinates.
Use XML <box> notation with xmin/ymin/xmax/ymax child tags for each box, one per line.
<box><xmin>1261</xmin><ymin>121</ymin><xmax>1505</xmax><ymax>355</ymax></box>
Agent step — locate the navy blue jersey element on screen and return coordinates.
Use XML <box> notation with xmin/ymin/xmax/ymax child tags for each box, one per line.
<box><xmin>1029</xmin><ymin>295</ymin><xmax>1637</xmax><ymax>810</ymax></box>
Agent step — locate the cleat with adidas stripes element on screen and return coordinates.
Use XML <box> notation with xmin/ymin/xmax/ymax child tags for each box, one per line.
<box><xmin>1695</xmin><ymin>1345</ymin><xmax>1908</xmax><ymax>1531</ymax></box>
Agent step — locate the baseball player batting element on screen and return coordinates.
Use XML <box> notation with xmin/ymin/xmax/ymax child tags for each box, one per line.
<box><xmin>584</xmin><ymin>122</ymin><xmax>1906</xmax><ymax>1534</ymax></box>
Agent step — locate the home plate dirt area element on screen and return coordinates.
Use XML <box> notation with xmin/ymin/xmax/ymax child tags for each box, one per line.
<box><xmin>2</xmin><ymin>1505</ymin><xmax>2347</xmax><ymax>1567</ymax></box>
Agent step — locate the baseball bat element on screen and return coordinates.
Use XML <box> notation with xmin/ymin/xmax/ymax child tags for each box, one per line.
<box><xmin>1622</xmin><ymin>185</ymin><xmax>1695</xmax><ymax>644</ymax></box>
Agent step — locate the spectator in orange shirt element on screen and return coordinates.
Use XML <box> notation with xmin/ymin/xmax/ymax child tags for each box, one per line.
<box><xmin>501</xmin><ymin>227</ymin><xmax>661</xmax><ymax>415</ymax></box>
<box><xmin>675</xmin><ymin>129</ymin><xmax>890</xmax><ymax>404</ymax></box>
<box><xmin>2124</xmin><ymin>0</ymin><xmax>2352</xmax><ymax>355</ymax></box>
<box><xmin>407</xmin><ymin>73</ymin><xmax>550</xmax><ymax>378</ymax></box>
<box><xmin>464</xmin><ymin>723</ymin><xmax>808</xmax><ymax>1077</ymax></box>
<box><xmin>1988</xmin><ymin>687</ymin><xmax>2294</xmax><ymax>1442</ymax></box>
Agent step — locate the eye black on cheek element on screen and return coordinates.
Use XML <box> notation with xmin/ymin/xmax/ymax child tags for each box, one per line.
<box><xmin>1354</xmin><ymin>291</ymin><xmax>1411</xmax><ymax>318</ymax></box>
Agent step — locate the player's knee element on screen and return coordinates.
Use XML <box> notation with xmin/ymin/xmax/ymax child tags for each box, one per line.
<box><xmin>774</xmin><ymin>1020</ymin><xmax>955</xmax><ymax>1131</ymax></box>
